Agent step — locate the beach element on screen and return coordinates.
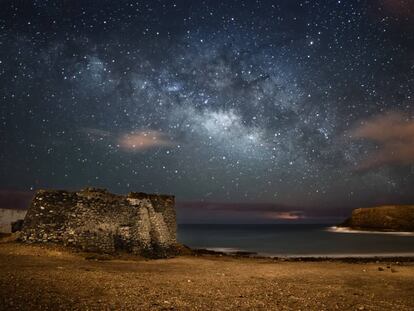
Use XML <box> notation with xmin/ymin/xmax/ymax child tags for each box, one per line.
<box><xmin>0</xmin><ymin>241</ymin><xmax>414</xmax><ymax>310</ymax></box>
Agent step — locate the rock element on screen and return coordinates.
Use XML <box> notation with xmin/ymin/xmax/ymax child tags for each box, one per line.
<box><xmin>378</xmin><ymin>267</ymin><xmax>384</xmax><ymax>271</ymax></box>
<box><xmin>340</xmin><ymin>205</ymin><xmax>414</xmax><ymax>232</ymax></box>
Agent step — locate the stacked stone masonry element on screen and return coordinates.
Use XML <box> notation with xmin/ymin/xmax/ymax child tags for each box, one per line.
<box><xmin>20</xmin><ymin>188</ymin><xmax>177</xmax><ymax>258</ymax></box>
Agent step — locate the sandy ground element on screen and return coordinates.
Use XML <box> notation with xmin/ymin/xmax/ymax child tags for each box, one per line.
<box><xmin>0</xmin><ymin>242</ymin><xmax>414</xmax><ymax>311</ymax></box>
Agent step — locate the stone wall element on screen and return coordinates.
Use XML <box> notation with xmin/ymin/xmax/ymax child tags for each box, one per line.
<box><xmin>20</xmin><ymin>188</ymin><xmax>177</xmax><ymax>258</ymax></box>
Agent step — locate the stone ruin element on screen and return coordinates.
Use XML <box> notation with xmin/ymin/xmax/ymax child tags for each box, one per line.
<box><xmin>20</xmin><ymin>188</ymin><xmax>177</xmax><ymax>258</ymax></box>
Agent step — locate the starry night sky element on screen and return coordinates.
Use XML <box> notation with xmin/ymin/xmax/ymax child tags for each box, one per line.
<box><xmin>1</xmin><ymin>0</ymin><xmax>414</xmax><ymax>222</ymax></box>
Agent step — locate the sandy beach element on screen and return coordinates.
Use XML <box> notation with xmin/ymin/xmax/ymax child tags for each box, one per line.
<box><xmin>0</xmin><ymin>241</ymin><xmax>414</xmax><ymax>311</ymax></box>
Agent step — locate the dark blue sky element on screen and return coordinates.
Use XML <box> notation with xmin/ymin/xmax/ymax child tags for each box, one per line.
<box><xmin>1</xmin><ymin>0</ymin><xmax>413</xmax><ymax>222</ymax></box>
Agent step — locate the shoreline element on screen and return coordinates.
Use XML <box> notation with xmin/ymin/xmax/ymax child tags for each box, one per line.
<box><xmin>327</xmin><ymin>226</ymin><xmax>414</xmax><ymax>236</ymax></box>
<box><xmin>195</xmin><ymin>247</ymin><xmax>414</xmax><ymax>263</ymax></box>
<box><xmin>2</xmin><ymin>233</ymin><xmax>414</xmax><ymax>262</ymax></box>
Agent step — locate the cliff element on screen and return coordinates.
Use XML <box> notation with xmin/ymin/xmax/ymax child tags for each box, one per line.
<box><xmin>20</xmin><ymin>188</ymin><xmax>177</xmax><ymax>258</ymax></box>
<box><xmin>341</xmin><ymin>205</ymin><xmax>414</xmax><ymax>232</ymax></box>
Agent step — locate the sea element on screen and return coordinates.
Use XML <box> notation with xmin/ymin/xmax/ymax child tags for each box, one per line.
<box><xmin>177</xmin><ymin>224</ymin><xmax>414</xmax><ymax>257</ymax></box>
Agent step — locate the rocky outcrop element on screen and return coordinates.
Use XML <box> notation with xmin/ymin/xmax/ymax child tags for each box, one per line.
<box><xmin>341</xmin><ymin>205</ymin><xmax>414</xmax><ymax>232</ymax></box>
<box><xmin>20</xmin><ymin>188</ymin><xmax>177</xmax><ymax>258</ymax></box>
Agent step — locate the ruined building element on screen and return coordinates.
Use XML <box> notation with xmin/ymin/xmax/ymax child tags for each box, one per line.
<box><xmin>0</xmin><ymin>208</ymin><xmax>27</xmax><ymax>233</ymax></box>
<box><xmin>20</xmin><ymin>188</ymin><xmax>177</xmax><ymax>258</ymax></box>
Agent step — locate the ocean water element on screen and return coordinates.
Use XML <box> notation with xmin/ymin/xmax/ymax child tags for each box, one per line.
<box><xmin>177</xmin><ymin>224</ymin><xmax>414</xmax><ymax>257</ymax></box>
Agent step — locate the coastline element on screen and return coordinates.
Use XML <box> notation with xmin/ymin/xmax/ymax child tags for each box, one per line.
<box><xmin>179</xmin><ymin>224</ymin><xmax>414</xmax><ymax>260</ymax></box>
<box><xmin>198</xmin><ymin>247</ymin><xmax>414</xmax><ymax>262</ymax></box>
<box><xmin>327</xmin><ymin>226</ymin><xmax>414</xmax><ymax>236</ymax></box>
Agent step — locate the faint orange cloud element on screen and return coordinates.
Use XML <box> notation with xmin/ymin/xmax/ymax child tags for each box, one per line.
<box><xmin>264</xmin><ymin>211</ymin><xmax>305</xmax><ymax>220</ymax></box>
<box><xmin>80</xmin><ymin>127</ymin><xmax>174</xmax><ymax>152</ymax></box>
<box><xmin>381</xmin><ymin>0</ymin><xmax>414</xmax><ymax>16</ymax></box>
<box><xmin>118</xmin><ymin>130</ymin><xmax>173</xmax><ymax>151</ymax></box>
<box><xmin>349</xmin><ymin>112</ymin><xmax>414</xmax><ymax>170</ymax></box>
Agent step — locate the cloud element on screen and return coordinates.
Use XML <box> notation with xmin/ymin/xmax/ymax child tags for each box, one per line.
<box><xmin>118</xmin><ymin>130</ymin><xmax>173</xmax><ymax>151</ymax></box>
<box><xmin>349</xmin><ymin>112</ymin><xmax>414</xmax><ymax>170</ymax></box>
<box><xmin>264</xmin><ymin>211</ymin><xmax>305</xmax><ymax>220</ymax></box>
<box><xmin>381</xmin><ymin>0</ymin><xmax>414</xmax><ymax>16</ymax></box>
<box><xmin>176</xmin><ymin>201</ymin><xmax>351</xmax><ymax>224</ymax></box>
<box><xmin>80</xmin><ymin>128</ymin><xmax>174</xmax><ymax>152</ymax></box>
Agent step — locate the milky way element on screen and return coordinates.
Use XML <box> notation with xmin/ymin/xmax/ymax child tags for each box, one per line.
<box><xmin>1</xmin><ymin>1</ymin><xmax>414</xmax><ymax>219</ymax></box>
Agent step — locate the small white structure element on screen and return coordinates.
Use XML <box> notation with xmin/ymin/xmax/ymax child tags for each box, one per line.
<box><xmin>0</xmin><ymin>208</ymin><xmax>27</xmax><ymax>233</ymax></box>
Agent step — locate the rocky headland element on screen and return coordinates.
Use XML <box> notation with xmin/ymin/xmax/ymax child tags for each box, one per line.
<box><xmin>341</xmin><ymin>205</ymin><xmax>414</xmax><ymax>232</ymax></box>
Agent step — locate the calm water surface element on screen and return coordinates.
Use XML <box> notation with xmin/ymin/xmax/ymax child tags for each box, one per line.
<box><xmin>178</xmin><ymin>224</ymin><xmax>414</xmax><ymax>257</ymax></box>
